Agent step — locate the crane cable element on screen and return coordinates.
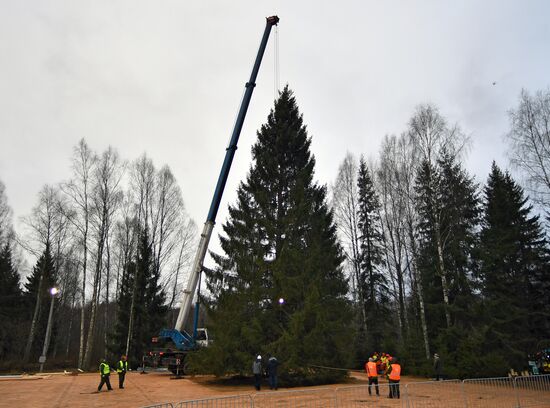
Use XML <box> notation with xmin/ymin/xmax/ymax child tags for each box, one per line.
<box><xmin>274</xmin><ymin>24</ymin><xmax>280</xmax><ymax>98</ymax></box>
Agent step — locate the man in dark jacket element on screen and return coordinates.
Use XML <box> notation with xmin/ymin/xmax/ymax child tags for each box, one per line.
<box><xmin>267</xmin><ymin>355</ymin><xmax>279</xmax><ymax>390</ymax></box>
<box><xmin>434</xmin><ymin>353</ymin><xmax>443</xmax><ymax>381</ymax></box>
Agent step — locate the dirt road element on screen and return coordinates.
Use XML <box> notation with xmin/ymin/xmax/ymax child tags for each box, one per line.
<box><xmin>0</xmin><ymin>371</ymin><xmax>393</xmax><ymax>408</ymax></box>
<box><xmin>0</xmin><ymin>371</ymin><xmax>548</xmax><ymax>408</ymax></box>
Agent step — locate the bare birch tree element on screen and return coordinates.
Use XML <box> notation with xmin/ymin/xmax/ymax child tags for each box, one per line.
<box><xmin>507</xmin><ymin>88</ymin><xmax>550</xmax><ymax>209</ymax></box>
<box><xmin>21</xmin><ymin>185</ymin><xmax>71</xmax><ymax>363</ymax></box>
<box><xmin>377</xmin><ymin>138</ymin><xmax>410</xmax><ymax>343</ymax></box>
<box><xmin>0</xmin><ymin>180</ymin><xmax>13</xmax><ymax>246</ymax></box>
<box><xmin>61</xmin><ymin>139</ymin><xmax>97</xmax><ymax>368</ymax></box>
<box><xmin>83</xmin><ymin>147</ymin><xmax>124</xmax><ymax>369</ymax></box>
<box><xmin>407</xmin><ymin>104</ymin><xmax>466</xmax><ymax>328</ymax></box>
<box><xmin>331</xmin><ymin>153</ymin><xmax>367</xmax><ymax>333</ymax></box>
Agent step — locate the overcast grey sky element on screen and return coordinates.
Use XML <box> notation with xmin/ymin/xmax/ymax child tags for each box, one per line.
<box><xmin>1</xmin><ymin>0</ymin><xmax>549</xmax><ymax>268</ymax></box>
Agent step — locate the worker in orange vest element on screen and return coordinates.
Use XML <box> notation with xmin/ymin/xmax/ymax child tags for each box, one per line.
<box><xmin>365</xmin><ymin>357</ymin><xmax>379</xmax><ymax>396</ymax></box>
<box><xmin>387</xmin><ymin>357</ymin><xmax>401</xmax><ymax>399</ymax></box>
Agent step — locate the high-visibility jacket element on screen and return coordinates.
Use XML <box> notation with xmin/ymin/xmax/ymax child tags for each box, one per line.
<box><xmin>99</xmin><ymin>362</ymin><xmax>110</xmax><ymax>376</ymax></box>
<box><xmin>117</xmin><ymin>360</ymin><xmax>128</xmax><ymax>373</ymax></box>
<box><xmin>389</xmin><ymin>363</ymin><xmax>401</xmax><ymax>381</ymax></box>
<box><xmin>366</xmin><ymin>361</ymin><xmax>378</xmax><ymax>378</ymax></box>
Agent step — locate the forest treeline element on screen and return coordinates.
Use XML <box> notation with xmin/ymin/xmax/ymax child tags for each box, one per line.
<box><xmin>1</xmin><ymin>86</ymin><xmax>549</xmax><ymax>379</ymax></box>
<box><xmin>0</xmin><ymin>144</ymin><xmax>197</xmax><ymax>370</ymax></box>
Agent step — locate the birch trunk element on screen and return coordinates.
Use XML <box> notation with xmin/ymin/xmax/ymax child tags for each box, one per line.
<box><xmin>23</xmin><ymin>263</ymin><xmax>45</xmax><ymax>363</ymax></box>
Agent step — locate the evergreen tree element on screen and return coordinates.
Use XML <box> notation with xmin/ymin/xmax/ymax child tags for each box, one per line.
<box><xmin>415</xmin><ymin>159</ymin><xmax>447</xmax><ymax>330</ymax></box>
<box><xmin>110</xmin><ymin>259</ymin><xmax>136</xmax><ymax>358</ymax></box>
<box><xmin>477</xmin><ymin>163</ymin><xmax>550</xmax><ymax>369</ymax></box>
<box><xmin>110</xmin><ymin>227</ymin><xmax>167</xmax><ymax>365</ymax></box>
<box><xmin>437</xmin><ymin>153</ymin><xmax>479</xmax><ymax>325</ymax></box>
<box><xmin>144</xmin><ymin>229</ymin><xmax>168</xmax><ymax>347</ymax></box>
<box><xmin>414</xmin><ymin>153</ymin><xmax>480</xmax><ymax>367</ymax></box>
<box><xmin>195</xmin><ymin>87</ymin><xmax>352</xmax><ymax>383</ymax></box>
<box><xmin>356</xmin><ymin>157</ymin><xmax>388</xmax><ymax>352</ymax></box>
<box><xmin>0</xmin><ymin>243</ymin><xmax>23</xmax><ymax>359</ymax></box>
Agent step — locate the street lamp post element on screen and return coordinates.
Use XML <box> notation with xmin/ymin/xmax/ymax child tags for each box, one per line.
<box><xmin>39</xmin><ymin>287</ymin><xmax>59</xmax><ymax>373</ymax></box>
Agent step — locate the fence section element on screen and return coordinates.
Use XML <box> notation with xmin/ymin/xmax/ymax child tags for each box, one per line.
<box><xmin>335</xmin><ymin>383</ymin><xmax>403</xmax><ymax>407</ymax></box>
<box><xmin>404</xmin><ymin>380</ymin><xmax>464</xmax><ymax>408</ymax></box>
<box><xmin>252</xmin><ymin>387</ymin><xmax>336</xmax><ymax>408</ymax></box>
<box><xmin>514</xmin><ymin>374</ymin><xmax>550</xmax><ymax>407</ymax></box>
<box><xmin>463</xmin><ymin>377</ymin><xmax>520</xmax><ymax>408</ymax></box>
<box><xmin>142</xmin><ymin>375</ymin><xmax>550</xmax><ymax>408</ymax></box>
<box><xmin>173</xmin><ymin>395</ymin><xmax>253</xmax><ymax>408</ymax></box>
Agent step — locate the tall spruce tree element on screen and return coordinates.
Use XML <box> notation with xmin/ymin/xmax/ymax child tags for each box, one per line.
<box><xmin>195</xmin><ymin>87</ymin><xmax>352</xmax><ymax>382</ymax></box>
<box><xmin>356</xmin><ymin>157</ymin><xmax>388</xmax><ymax>352</ymax></box>
<box><xmin>477</xmin><ymin>163</ymin><xmax>550</xmax><ymax>369</ymax></box>
<box><xmin>110</xmin><ymin>258</ymin><xmax>136</xmax><ymax>358</ymax></box>
<box><xmin>414</xmin><ymin>153</ymin><xmax>480</xmax><ymax>365</ymax></box>
<box><xmin>0</xmin><ymin>243</ymin><xmax>23</xmax><ymax>359</ymax></box>
<box><xmin>110</xmin><ymin>227</ymin><xmax>167</xmax><ymax>365</ymax></box>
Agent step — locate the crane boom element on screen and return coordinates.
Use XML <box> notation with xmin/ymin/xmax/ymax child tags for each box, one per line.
<box><xmin>174</xmin><ymin>15</ymin><xmax>280</xmax><ymax>332</ymax></box>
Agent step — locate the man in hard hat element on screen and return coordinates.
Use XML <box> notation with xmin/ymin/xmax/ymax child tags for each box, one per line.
<box><xmin>387</xmin><ymin>357</ymin><xmax>401</xmax><ymax>399</ymax></box>
<box><xmin>117</xmin><ymin>355</ymin><xmax>128</xmax><ymax>389</ymax></box>
<box><xmin>98</xmin><ymin>358</ymin><xmax>113</xmax><ymax>392</ymax></box>
<box><xmin>252</xmin><ymin>355</ymin><xmax>262</xmax><ymax>391</ymax></box>
<box><xmin>365</xmin><ymin>357</ymin><xmax>379</xmax><ymax>396</ymax></box>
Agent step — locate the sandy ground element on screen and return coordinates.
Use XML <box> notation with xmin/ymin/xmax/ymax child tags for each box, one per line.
<box><xmin>0</xmin><ymin>371</ymin><xmax>548</xmax><ymax>408</ymax></box>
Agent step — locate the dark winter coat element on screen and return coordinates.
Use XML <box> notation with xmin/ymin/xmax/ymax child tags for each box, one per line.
<box><xmin>434</xmin><ymin>357</ymin><xmax>443</xmax><ymax>375</ymax></box>
<box><xmin>267</xmin><ymin>357</ymin><xmax>279</xmax><ymax>375</ymax></box>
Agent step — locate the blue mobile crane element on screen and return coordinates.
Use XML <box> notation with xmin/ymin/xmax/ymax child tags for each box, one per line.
<box><xmin>144</xmin><ymin>15</ymin><xmax>280</xmax><ymax>375</ymax></box>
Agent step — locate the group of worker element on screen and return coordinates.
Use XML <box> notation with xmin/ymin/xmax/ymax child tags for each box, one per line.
<box><xmin>364</xmin><ymin>352</ymin><xmax>401</xmax><ymax>399</ymax></box>
<box><xmin>97</xmin><ymin>355</ymin><xmax>129</xmax><ymax>392</ymax></box>
<box><xmin>252</xmin><ymin>354</ymin><xmax>280</xmax><ymax>391</ymax></box>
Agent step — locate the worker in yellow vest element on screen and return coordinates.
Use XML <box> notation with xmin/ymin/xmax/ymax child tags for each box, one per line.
<box><xmin>387</xmin><ymin>357</ymin><xmax>401</xmax><ymax>399</ymax></box>
<box><xmin>365</xmin><ymin>357</ymin><xmax>379</xmax><ymax>396</ymax></box>
<box><xmin>117</xmin><ymin>355</ymin><xmax>128</xmax><ymax>389</ymax></box>
<box><xmin>97</xmin><ymin>358</ymin><xmax>113</xmax><ymax>392</ymax></box>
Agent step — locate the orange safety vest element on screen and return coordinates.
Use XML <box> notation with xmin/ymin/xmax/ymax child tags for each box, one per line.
<box><xmin>366</xmin><ymin>361</ymin><xmax>378</xmax><ymax>377</ymax></box>
<box><xmin>389</xmin><ymin>363</ymin><xmax>401</xmax><ymax>381</ymax></box>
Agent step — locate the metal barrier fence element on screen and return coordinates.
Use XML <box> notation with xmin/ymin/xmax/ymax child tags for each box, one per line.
<box><xmin>172</xmin><ymin>395</ymin><xmax>253</xmax><ymax>408</ymax></box>
<box><xmin>404</xmin><ymin>380</ymin><xmax>463</xmax><ymax>408</ymax></box>
<box><xmin>252</xmin><ymin>387</ymin><xmax>336</xmax><ymax>407</ymax></box>
<box><xmin>515</xmin><ymin>374</ymin><xmax>550</xmax><ymax>407</ymax></box>
<box><xmin>141</xmin><ymin>374</ymin><xmax>550</xmax><ymax>408</ymax></box>
<box><xmin>463</xmin><ymin>376</ymin><xmax>520</xmax><ymax>408</ymax></box>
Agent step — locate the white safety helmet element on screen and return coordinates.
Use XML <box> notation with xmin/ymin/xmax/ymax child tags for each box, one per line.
<box><xmin>257</xmin><ymin>355</ymin><xmax>262</xmax><ymax>360</ymax></box>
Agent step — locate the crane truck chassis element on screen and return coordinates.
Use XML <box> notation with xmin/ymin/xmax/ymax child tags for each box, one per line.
<box><xmin>143</xmin><ymin>15</ymin><xmax>280</xmax><ymax>375</ymax></box>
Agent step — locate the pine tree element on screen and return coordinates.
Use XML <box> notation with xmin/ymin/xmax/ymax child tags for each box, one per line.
<box><xmin>356</xmin><ymin>157</ymin><xmax>388</xmax><ymax>351</ymax></box>
<box><xmin>195</xmin><ymin>87</ymin><xmax>352</xmax><ymax>383</ymax></box>
<box><xmin>477</xmin><ymin>163</ymin><xmax>550</xmax><ymax>368</ymax></box>
<box><xmin>0</xmin><ymin>243</ymin><xmax>23</xmax><ymax>359</ymax></box>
